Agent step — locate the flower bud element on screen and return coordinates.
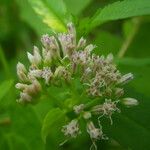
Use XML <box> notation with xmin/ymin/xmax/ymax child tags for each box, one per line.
<box><xmin>119</xmin><ymin>73</ymin><xmax>133</xmax><ymax>84</ymax></box>
<box><xmin>122</xmin><ymin>98</ymin><xmax>139</xmax><ymax>107</ymax></box>
<box><xmin>73</xmin><ymin>104</ymin><xmax>85</xmax><ymax>114</ymax></box>
<box><xmin>77</xmin><ymin>37</ymin><xmax>86</xmax><ymax>49</ymax></box>
<box><xmin>16</xmin><ymin>62</ymin><xmax>28</xmax><ymax>82</ymax></box>
<box><xmin>27</xmin><ymin>46</ymin><xmax>42</xmax><ymax>66</ymax></box>
<box><xmin>115</xmin><ymin>88</ymin><xmax>124</xmax><ymax>98</ymax></box>
<box><xmin>83</xmin><ymin>112</ymin><xmax>92</xmax><ymax>120</ymax></box>
<box><xmin>15</xmin><ymin>83</ymin><xmax>28</xmax><ymax>90</ymax></box>
<box><xmin>106</xmin><ymin>53</ymin><xmax>114</xmax><ymax>63</ymax></box>
<box><xmin>17</xmin><ymin>92</ymin><xmax>32</xmax><ymax>103</ymax></box>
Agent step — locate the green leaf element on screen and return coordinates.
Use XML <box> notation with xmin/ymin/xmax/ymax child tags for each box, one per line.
<box><xmin>41</xmin><ymin>108</ymin><xmax>66</xmax><ymax>143</ymax></box>
<box><xmin>89</xmin><ymin>0</ymin><xmax>150</xmax><ymax>31</ymax></box>
<box><xmin>16</xmin><ymin>0</ymin><xmax>53</xmax><ymax>36</ymax></box>
<box><xmin>28</xmin><ymin>0</ymin><xmax>68</xmax><ymax>32</ymax></box>
<box><xmin>64</xmin><ymin>0</ymin><xmax>92</xmax><ymax>15</ymax></box>
<box><xmin>0</xmin><ymin>80</ymin><xmax>14</xmax><ymax>102</ymax></box>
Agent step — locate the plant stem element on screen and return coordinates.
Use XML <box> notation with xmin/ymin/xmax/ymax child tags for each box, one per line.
<box><xmin>117</xmin><ymin>18</ymin><xmax>141</xmax><ymax>58</ymax></box>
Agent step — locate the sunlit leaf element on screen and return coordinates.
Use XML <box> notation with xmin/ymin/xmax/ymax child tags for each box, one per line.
<box><xmin>28</xmin><ymin>0</ymin><xmax>68</xmax><ymax>32</ymax></box>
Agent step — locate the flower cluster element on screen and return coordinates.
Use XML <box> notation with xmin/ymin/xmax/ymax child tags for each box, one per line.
<box><xmin>16</xmin><ymin>23</ymin><xmax>138</xmax><ymax>149</ymax></box>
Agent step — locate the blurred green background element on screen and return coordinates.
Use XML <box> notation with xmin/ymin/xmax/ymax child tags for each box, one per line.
<box><xmin>0</xmin><ymin>0</ymin><xmax>150</xmax><ymax>150</ymax></box>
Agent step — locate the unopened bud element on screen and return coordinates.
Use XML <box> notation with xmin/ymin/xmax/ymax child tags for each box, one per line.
<box><xmin>106</xmin><ymin>53</ymin><xmax>114</xmax><ymax>63</ymax></box>
<box><xmin>16</xmin><ymin>62</ymin><xmax>28</xmax><ymax>82</ymax></box>
<box><xmin>83</xmin><ymin>112</ymin><xmax>91</xmax><ymax>120</ymax></box>
<box><xmin>119</xmin><ymin>73</ymin><xmax>133</xmax><ymax>84</ymax></box>
<box><xmin>15</xmin><ymin>83</ymin><xmax>28</xmax><ymax>90</ymax></box>
<box><xmin>17</xmin><ymin>92</ymin><xmax>32</xmax><ymax>103</ymax></box>
<box><xmin>73</xmin><ymin>104</ymin><xmax>85</xmax><ymax>114</ymax></box>
<box><xmin>27</xmin><ymin>46</ymin><xmax>41</xmax><ymax>66</ymax></box>
<box><xmin>77</xmin><ymin>37</ymin><xmax>86</xmax><ymax>48</ymax></box>
<box><xmin>115</xmin><ymin>88</ymin><xmax>124</xmax><ymax>98</ymax></box>
<box><xmin>122</xmin><ymin>98</ymin><xmax>139</xmax><ymax>107</ymax></box>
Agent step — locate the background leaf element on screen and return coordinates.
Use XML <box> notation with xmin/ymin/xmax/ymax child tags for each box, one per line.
<box><xmin>41</xmin><ymin>108</ymin><xmax>66</xmax><ymax>143</ymax></box>
<box><xmin>0</xmin><ymin>80</ymin><xmax>14</xmax><ymax>102</ymax></box>
<box><xmin>89</xmin><ymin>0</ymin><xmax>150</xmax><ymax>32</ymax></box>
<box><xmin>28</xmin><ymin>0</ymin><xmax>69</xmax><ymax>32</ymax></box>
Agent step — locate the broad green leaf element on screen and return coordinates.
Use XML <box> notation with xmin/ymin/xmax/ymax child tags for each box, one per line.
<box><xmin>93</xmin><ymin>30</ymin><xmax>122</xmax><ymax>56</ymax></box>
<box><xmin>28</xmin><ymin>0</ymin><xmax>68</xmax><ymax>32</ymax></box>
<box><xmin>16</xmin><ymin>0</ymin><xmax>53</xmax><ymax>36</ymax></box>
<box><xmin>89</xmin><ymin>0</ymin><xmax>150</xmax><ymax>32</ymax></box>
<box><xmin>10</xmin><ymin>105</ymin><xmax>45</xmax><ymax>150</ymax></box>
<box><xmin>41</xmin><ymin>108</ymin><xmax>66</xmax><ymax>143</ymax></box>
<box><xmin>0</xmin><ymin>80</ymin><xmax>14</xmax><ymax>102</ymax></box>
<box><xmin>124</xmin><ymin>21</ymin><xmax>150</xmax><ymax>58</ymax></box>
<box><xmin>64</xmin><ymin>0</ymin><xmax>92</xmax><ymax>15</ymax></box>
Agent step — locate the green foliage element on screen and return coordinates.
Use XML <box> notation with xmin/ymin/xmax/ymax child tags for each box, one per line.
<box><xmin>41</xmin><ymin>108</ymin><xmax>66</xmax><ymax>143</ymax></box>
<box><xmin>0</xmin><ymin>80</ymin><xmax>14</xmax><ymax>102</ymax></box>
<box><xmin>88</xmin><ymin>0</ymin><xmax>150</xmax><ymax>32</ymax></box>
<box><xmin>28</xmin><ymin>0</ymin><xmax>69</xmax><ymax>32</ymax></box>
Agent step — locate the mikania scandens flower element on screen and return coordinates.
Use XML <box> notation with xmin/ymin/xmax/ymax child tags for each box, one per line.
<box><xmin>16</xmin><ymin>22</ymin><xmax>138</xmax><ymax>149</ymax></box>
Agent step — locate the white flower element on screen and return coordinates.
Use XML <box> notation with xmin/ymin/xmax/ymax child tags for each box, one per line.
<box><xmin>62</xmin><ymin>119</ymin><xmax>80</xmax><ymax>138</ymax></box>
<box><xmin>122</xmin><ymin>97</ymin><xmax>139</xmax><ymax>107</ymax></box>
<box><xmin>87</xmin><ymin>121</ymin><xmax>103</xmax><ymax>140</ymax></box>
<box><xmin>28</xmin><ymin>69</ymin><xmax>42</xmax><ymax>80</ymax></box>
<box><xmin>42</xmin><ymin>67</ymin><xmax>53</xmax><ymax>85</ymax></box>
<box><xmin>91</xmin><ymin>99</ymin><xmax>120</xmax><ymax>125</ymax></box>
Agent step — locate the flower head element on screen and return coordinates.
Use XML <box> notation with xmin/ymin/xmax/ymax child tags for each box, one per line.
<box><xmin>16</xmin><ymin>22</ymin><xmax>137</xmax><ymax>149</ymax></box>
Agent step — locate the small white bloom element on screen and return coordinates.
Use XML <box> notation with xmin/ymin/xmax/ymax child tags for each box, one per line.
<box><xmin>91</xmin><ymin>99</ymin><xmax>120</xmax><ymax>125</ymax></box>
<box><xmin>87</xmin><ymin>121</ymin><xmax>103</xmax><ymax>140</ymax></box>
<box><xmin>28</xmin><ymin>69</ymin><xmax>42</xmax><ymax>80</ymax></box>
<box><xmin>122</xmin><ymin>97</ymin><xmax>139</xmax><ymax>107</ymax></box>
<box><xmin>42</xmin><ymin>67</ymin><xmax>53</xmax><ymax>85</ymax></box>
<box><xmin>62</xmin><ymin>119</ymin><xmax>80</xmax><ymax>138</ymax></box>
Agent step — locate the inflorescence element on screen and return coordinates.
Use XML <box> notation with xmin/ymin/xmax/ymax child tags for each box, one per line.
<box><xmin>16</xmin><ymin>23</ymin><xmax>138</xmax><ymax>149</ymax></box>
